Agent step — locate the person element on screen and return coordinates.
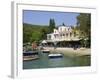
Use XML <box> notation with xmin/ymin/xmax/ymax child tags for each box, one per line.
<box><xmin>32</xmin><ymin>42</ymin><xmax>37</xmax><ymax>50</ymax></box>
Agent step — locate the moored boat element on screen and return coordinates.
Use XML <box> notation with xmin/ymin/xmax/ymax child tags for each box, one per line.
<box><xmin>48</xmin><ymin>53</ymin><xmax>63</xmax><ymax>58</ymax></box>
<box><xmin>23</xmin><ymin>51</ymin><xmax>39</xmax><ymax>61</ymax></box>
<box><xmin>41</xmin><ymin>49</ymin><xmax>50</xmax><ymax>53</ymax></box>
<box><xmin>23</xmin><ymin>55</ymin><xmax>39</xmax><ymax>61</ymax></box>
<box><xmin>23</xmin><ymin>51</ymin><xmax>38</xmax><ymax>56</ymax></box>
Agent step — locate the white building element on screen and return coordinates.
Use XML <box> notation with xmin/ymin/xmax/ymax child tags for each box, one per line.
<box><xmin>47</xmin><ymin>25</ymin><xmax>79</xmax><ymax>42</ymax></box>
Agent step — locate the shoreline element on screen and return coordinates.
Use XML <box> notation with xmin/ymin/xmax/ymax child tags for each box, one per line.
<box><xmin>43</xmin><ymin>47</ymin><xmax>91</xmax><ymax>56</ymax></box>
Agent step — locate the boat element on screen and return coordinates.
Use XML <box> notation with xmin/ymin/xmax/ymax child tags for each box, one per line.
<box><xmin>23</xmin><ymin>51</ymin><xmax>38</xmax><ymax>56</ymax></box>
<box><xmin>23</xmin><ymin>51</ymin><xmax>39</xmax><ymax>61</ymax></box>
<box><xmin>23</xmin><ymin>55</ymin><xmax>39</xmax><ymax>61</ymax></box>
<box><xmin>41</xmin><ymin>49</ymin><xmax>50</xmax><ymax>53</ymax></box>
<box><xmin>48</xmin><ymin>53</ymin><xmax>63</xmax><ymax>58</ymax></box>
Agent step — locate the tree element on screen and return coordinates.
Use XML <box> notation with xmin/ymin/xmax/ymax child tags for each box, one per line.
<box><xmin>49</xmin><ymin>18</ymin><xmax>56</xmax><ymax>33</ymax></box>
<box><xmin>77</xmin><ymin>13</ymin><xmax>91</xmax><ymax>47</ymax></box>
<box><xmin>41</xmin><ymin>28</ymin><xmax>47</xmax><ymax>40</ymax></box>
<box><xmin>23</xmin><ymin>23</ymin><xmax>49</xmax><ymax>44</ymax></box>
<box><xmin>62</xmin><ymin>23</ymin><xmax>65</xmax><ymax>26</ymax></box>
<box><xmin>23</xmin><ymin>24</ymin><xmax>33</xmax><ymax>43</ymax></box>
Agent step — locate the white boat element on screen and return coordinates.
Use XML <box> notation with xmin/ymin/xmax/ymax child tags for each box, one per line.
<box><xmin>48</xmin><ymin>53</ymin><xmax>63</xmax><ymax>58</ymax></box>
<box><xmin>41</xmin><ymin>49</ymin><xmax>50</xmax><ymax>53</ymax></box>
<box><xmin>23</xmin><ymin>55</ymin><xmax>39</xmax><ymax>61</ymax></box>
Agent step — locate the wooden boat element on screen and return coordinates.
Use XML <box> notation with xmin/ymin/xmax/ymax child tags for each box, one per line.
<box><xmin>23</xmin><ymin>51</ymin><xmax>38</xmax><ymax>56</ymax></box>
<box><xmin>23</xmin><ymin>51</ymin><xmax>39</xmax><ymax>61</ymax></box>
<box><xmin>23</xmin><ymin>55</ymin><xmax>39</xmax><ymax>61</ymax></box>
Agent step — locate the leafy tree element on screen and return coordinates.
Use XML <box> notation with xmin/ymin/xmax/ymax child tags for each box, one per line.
<box><xmin>77</xmin><ymin>13</ymin><xmax>91</xmax><ymax>47</ymax></box>
<box><xmin>41</xmin><ymin>29</ymin><xmax>47</xmax><ymax>40</ymax></box>
<box><xmin>30</xmin><ymin>32</ymin><xmax>42</xmax><ymax>43</ymax></box>
<box><xmin>23</xmin><ymin>24</ymin><xmax>33</xmax><ymax>43</ymax></box>
<box><xmin>23</xmin><ymin>23</ymin><xmax>49</xmax><ymax>44</ymax></box>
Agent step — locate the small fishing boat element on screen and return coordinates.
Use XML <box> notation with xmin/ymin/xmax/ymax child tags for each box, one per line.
<box><xmin>23</xmin><ymin>51</ymin><xmax>38</xmax><ymax>56</ymax></box>
<box><xmin>23</xmin><ymin>51</ymin><xmax>39</xmax><ymax>61</ymax></box>
<box><xmin>23</xmin><ymin>55</ymin><xmax>39</xmax><ymax>61</ymax></box>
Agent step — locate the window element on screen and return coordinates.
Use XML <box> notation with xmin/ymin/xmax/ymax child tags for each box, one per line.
<box><xmin>47</xmin><ymin>35</ymin><xmax>51</xmax><ymax>39</ymax></box>
<box><xmin>70</xmin><ymin>32</ymin><xmax>72</xmax><ymax>37</ymax></box>
<box><xmin>60</xmin><ymin>34</ymin><xmax>62</xmax><ymax>37</ymax></box>
<box><xmin>68</xmin><ymin>28</ymin><xmax>69</xmax><ymax>31</ymax></box>
<box><xmin>74</xmin><ymin>32</ymin><xmax>76</xmax><ymax>37</ymax></box>
<box><xmin>54</xmin><ymin>34</ymin><xmax>56</xmax><ymax>38</ymax></box>
<box><xmin>60</xmin><ymin>28</ymin><xmax>62</xmax><ymax>31</ymax></box>
<box><xmin>63</xmin><ymin>34</ymin><xmax>65</xmax><ymax>36</ymax></box>
<box><xmin>48</xmin><ymin>35</ymin><xmax>51</xmax><ymax>39</ymax></box>
<box><xmin>66</xmin><ymin>33</ymin><xmax>68</xmax><ymax>37</ymax></box>
<box><xmin>65</xmin><ymin>28</ymin><xmax>66</xmax><ymax>31</ymax></box>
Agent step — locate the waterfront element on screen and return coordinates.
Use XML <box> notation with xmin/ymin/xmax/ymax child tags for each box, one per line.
<box><xmin>23</xmin><ymin>11</ymin><xmax>91</xmax><ymax>69</ymax></box>
<box><xmin>23</xmin><ymin>51</ymin><xmax>90</xmax><ymax>69</ymax></box>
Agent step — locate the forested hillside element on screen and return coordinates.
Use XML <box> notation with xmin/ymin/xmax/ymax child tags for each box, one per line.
<box><xmin>23</xmin><ymin>23</ymin><xmax>49</xmax><ymax>43</ymax></box>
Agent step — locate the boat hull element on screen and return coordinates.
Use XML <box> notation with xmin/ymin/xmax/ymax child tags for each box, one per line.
<box><xmin>48</xmin><ymin>53</ymin><xmax>63</xmax><ymax>58</ymax></box>
<box><xmin>23</xmin><ymin>51</ymin><xmax>39</xmax><ymax>61</ymax></box>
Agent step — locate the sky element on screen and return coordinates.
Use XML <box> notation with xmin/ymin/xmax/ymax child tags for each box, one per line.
<box><xmin>23</xmin><ymin>10</ymin><xmax>79</xmax><ymax>26</ymax></box>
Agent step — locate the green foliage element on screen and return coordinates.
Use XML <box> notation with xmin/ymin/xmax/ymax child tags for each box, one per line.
<box><xmin>77</xmin><ymin>13</ymin><xmax>91</xmax><ymax>38</ymax></box>
<box><xmin>62</xmin><ymin>22</ymin><xmax>65</xmax><ymax>26</ymax></box>
<box><xmin>23</xmin><ymin>23</ymin><xmax>49</xmax><ymax>43</ymax></box>
<box><xmin>23</xmin><ymin>18</ymin><xmax>56</xmax><ymax>44</ymax></box>
<box><xmin>49</xmin><ymin>18</ymin><xmax>56</xmax><ymax>33</ymax></box>
<box><xmin>77</xmin><ymin>13</ymin><xmax>91</xmax><ymax>48</ymax></box>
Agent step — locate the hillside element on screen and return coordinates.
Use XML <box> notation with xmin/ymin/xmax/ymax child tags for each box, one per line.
<box><xmin>23</xmin><ymin>23</ymin><xmax>49</xmax><ymax>43</ymax></box>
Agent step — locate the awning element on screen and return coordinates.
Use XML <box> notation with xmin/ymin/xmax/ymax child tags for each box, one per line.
<box><xmin>41</xmin><ymin>40</ymin><xmax>47</xmax><ymax>43</ymax></box>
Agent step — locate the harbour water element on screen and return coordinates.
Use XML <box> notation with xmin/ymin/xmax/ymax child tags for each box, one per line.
<box><xmin>23</xmin><ymin>52</ymin><xmax>90</xmax><ymax>69</ymax></box>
